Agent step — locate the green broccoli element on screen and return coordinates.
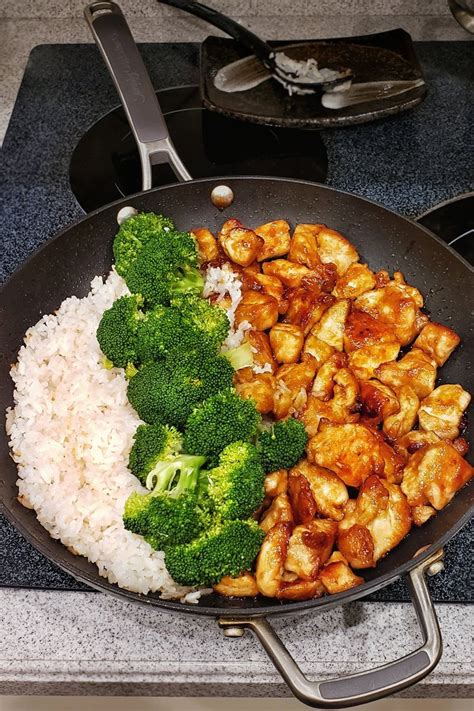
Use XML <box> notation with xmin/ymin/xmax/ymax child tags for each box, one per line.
<box><xmin>164</xmin><ymin>519</ymin><xmax>265</xmax><ymax>586</ymax></box>
<box><xmin>171</xmin><ymin>294</ymin><xmax>230</xmax><ymax>349</ymax></box>
<box><xmin>127</xmin><ymin>350</ymin><xmax>234</xmax><ymax>428</ymax></box>
<box><xmin>125</xmin><ymin>230</ymin><xmax>204</xmax><ymax>307</ymax></box>
<box><xmin>96</xmin><ymin>294</ymin><xmax>144</xmax><ymax>368</ymax></box>
<box><xmin>135</xmin><ymin>305</ymin><xmax>184</xmax><ymax>363</ymax></box>
<box><xmin>184</xmin><ymin>390</ymin><xmax>261</xmax><ymax>459</ymax></box>
<box><xmin>258</xmin><ymin>418</ymin><xmax>308</xmax><ymax>472</ymax></box>
<box><xmin>123</xmin><ymin>453</ymin><xmax>208</xmax><ymax>549</ymax></box>
<box><xmin>222</xmin><ymin>341</ymin><xmax>254</xmax><ymax>371</ymax></box>
<box><xmin>128</xmin><ymin>423</ymin><xmax>183</xmax><ymax>485</ymax></box>
<box><xmin>113</xmin><ymin>212</ymin><xmax>174</xmax><ymax>277</ymax></box>
<box><xmin>207</xmin><ymin>441</ymin><xmax>265</xmax><ymax>521</ymax></box>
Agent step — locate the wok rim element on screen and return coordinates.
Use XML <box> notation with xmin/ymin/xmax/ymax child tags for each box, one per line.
<box><xmin>1</xmin><ymin>175</ymin><xmax>472</xmax><ymax>617</ymax></box>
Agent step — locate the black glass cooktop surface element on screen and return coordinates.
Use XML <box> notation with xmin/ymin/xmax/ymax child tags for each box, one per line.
<box><xmin>69</xmin><ymin>85</ymin><xmax>328</xmax><ymax>213</ymax></box>
<box><xmin>417</xmin><ymin>192</ymin><xmax>474</xmax><ymax>265</ymax></box>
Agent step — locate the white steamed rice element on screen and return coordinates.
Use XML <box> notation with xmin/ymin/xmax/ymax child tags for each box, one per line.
<box><xmin>6</xmin><ymin>269</ymin><xmax>198</xmax><ymax>600</ymax></box>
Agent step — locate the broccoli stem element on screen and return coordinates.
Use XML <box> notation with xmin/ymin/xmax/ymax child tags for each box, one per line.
<box><xmin>222</xmin><ymin>342</ymin><xmax>254</xmax><ymax>371</ymax></box>
<box><xmin>146</xmin><ymin>455</ymin><xmax>207</xmax><ymax>494</ymax></box>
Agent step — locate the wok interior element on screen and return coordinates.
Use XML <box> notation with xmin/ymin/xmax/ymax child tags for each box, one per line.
<box><xmin>0</xmin><ymin>178</ymin><xmax>472</xmax><ymax>615</ymax></box>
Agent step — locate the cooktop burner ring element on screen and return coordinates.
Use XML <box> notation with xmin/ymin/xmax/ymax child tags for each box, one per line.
<box><xmin>416</xmin><ymin>191</ymin><xmax>473</xmax><ymax>266</ymax></box>
<box><xmin>69</xmin><ymin>84</ymin><xmax>328</xmax><ymax>214</ymax></box>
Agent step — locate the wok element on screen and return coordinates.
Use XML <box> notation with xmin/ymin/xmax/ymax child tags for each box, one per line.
<box><xmin>0</xmin><ymin>2</ymin><xmax>473</xmax><ymax>707</ymax></box>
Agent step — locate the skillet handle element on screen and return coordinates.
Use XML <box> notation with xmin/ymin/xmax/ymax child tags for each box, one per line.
<box><xmin>218</xmin><ymin>550</ymin><xmax>443</xmax><ymax>709</ymax></box>
<box><xmin>84</xmin><ymin>1</ymin><xmax>192</xmax><ymax>189</ymax></box>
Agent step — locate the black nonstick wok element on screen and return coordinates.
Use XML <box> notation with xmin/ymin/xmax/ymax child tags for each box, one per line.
<box><xmin>1</xmin><ymin>2</ymin><xmax>473</xmax><ymax>708</ymax></box>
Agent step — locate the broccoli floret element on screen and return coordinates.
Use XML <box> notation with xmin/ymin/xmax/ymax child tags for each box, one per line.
<box><xmin>135</xmin><ymin>305</ymin><xmax>183</xmax><ymax>363</ymax></box>
<box><xmin>164</xmin><ymin>519</ymin><xmax>264</xmax><ymax>586</ymax></box>
<box><xmin>172</xmin><ymin>294</ymin><xmax>230</xmax><ymax>349</ymax></box>
<box><xmin>184</xmin><ymin>390</ymin><xmax>261</xmax><ymax>459</ymax></box>
<box><xmin>113</xmin><ymin>212</ymin><xmax>174</xmax><ymax>277</ymax></box>
<box><xmin>128</xmin><ymin>423</ymin><xmax>183</xmax><ymax>485</ymax></box>
<box><xmin>207</xmin><ymin>441</ymin><xmax>265</xmax><ymax>521</ymax></box>
<box><xmin>96</xmin><ymin>294</ymin><xmax>143</xmax><ymax>368</ymax></box>
<box><xmin>258</xmin><ymin>418</ymin><xmax>308</xmax><ymax>472</ymax></box>
<box><xmin>127</xmin><ymin>351</ymin><xmax>234</xmax><ymax>428</ymax></box>
<box><xmin>123</xmin><ymin>454</ymin><xmax>208</xmax><ymax>548</ymax></box>
<box><xmin>222</xmin><ymin>341</ymin><xmax>254</xmax><ymax>371</ymax></box>
<box><xmin>125</xmin><ymin>230</ymin><xmax>204</xmax><ymax>307</ymax></box>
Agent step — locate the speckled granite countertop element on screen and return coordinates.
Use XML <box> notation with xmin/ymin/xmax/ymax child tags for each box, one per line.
<box><xmin>0</xmin><ymin>41</ymin><xmax>473</xmax><ymax>697</ymax></box>
<box><xmin>1</xmin><ymin>590</ymin><xmax>473</xmax><ymax>697</ymax></box>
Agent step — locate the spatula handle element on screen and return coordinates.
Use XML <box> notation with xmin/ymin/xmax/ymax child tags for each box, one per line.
<box><xmin>158</xmin><ymin>0</ymin><xmax>274</xmax><ymax>66</ymax></box>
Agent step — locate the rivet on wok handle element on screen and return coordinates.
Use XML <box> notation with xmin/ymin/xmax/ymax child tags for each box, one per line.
<box><xmin>211</xmin><ymin>185</ymin><xmax>235</xmax><ymax>210</ymax></box>
<box><xmin>84</xmin><ymin>1</ymin><xmax>192</xmax><ymax>190</ymax></box>
<box><xmin>218</xmin><ymin>548</ymin><xmax>444</xmax><ymax>709</ymax></box>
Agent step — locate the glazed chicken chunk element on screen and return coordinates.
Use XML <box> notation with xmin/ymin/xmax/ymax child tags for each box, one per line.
<box><xmin>349</xmin><ymin>343</ymin><xmax>401</xmax><ymax>381</ymax></box>
<box><xmin>319</xmin><ymin>552</ymin><xmax>364</xmax><ymax>594</ymax></box>
<box><xmin>418</xmin><ymin>384</ymin><xmax>471</xmax><ymax>440</ymax></box>
<box><xmin>255</xmin><ymin>220</ymin><xmax>291</xmax><ymax>261</ymax></box>
<box><xmin>288</xmin><ymin>223</ymin><xmax>323</xmax><ymax>269</ymax></box>
<box><xmin>401</xmin><ymin>440</ymin><xmax>473</xmax><ymax>510</ymax></box>
<box><xmin>273</xmin><ymin>359</ymin><xmax>318</xmax><ymax>419</ymax></box>
<box><xmin>270</xmin><ymin>323</ymin><xmax>304</xmax><ymax>364</ymax></box>
<box><xmin>260</xmin><ymin>493</ymin><xmax>294</xmax><ymax>533</ymax></box>
<box><xmin>413</xmin><ymin>322</ymin><xmax>460</xmax><ymax>366</ymax></box>
<box><xmin>332</xmin><ymin>263</ymin><xmax>376</xmax><ymax>300</ymax></box>
<box><xmin>241</xmin><ymin>270</ymin><xmax>285</xmax><ymax>309</ymax></box>
<box><xmin>235</xmin><ymin>291</ymin><xmax>279</xmax><ymax>331</ymax></box>
<box><xmin>244</xmin><ymin>330</ymin><xmax>277</xmax><ymax>374</ymax></box>
<box><xmin>289</xmin><ymin>460</ymin><xmax>349</xmax><ymax>521</ymax></box>
<box><xmin>338</xmin><ymin>475</ymin><xmax>412</xmax><ymax>568</ymax></box>
<box><xmin>315</xmin><ymin>226</ymin><xmax>359</xmax><ymax>276</ymax></box>
<box><xmin>235</xmin><ymin>371</ymin><xmax>275</xmax><ymax>414</ymax></box>
<box><xmin>192</xmin><ymin>227</ymin><xmax>220</xmax><ymax>263</ymax></box>
<box><xmin>376</xmin><ymin>349</ymin><xmax>437</xmax><ymax>399</ymax></box>
<box><xmin>310</xmin><ymin>299</ymin><xmax>350</xmax><ymax>351</ymax></box>
<box><xmin>344</xmin><ymin>309</ymin><xmax>397</xmax><ymax>352</ymax></box>
<box><xmin>213</xmin><ymin>572</ymin><xmax>259</xmax><ymax>597</ymax></box>
<box><xmin>355</xmin><ymin>279</ymin><xmax>428</xmax><ymax>346</ymax></box>
<box><xmin>284</xmin><ymin>520</ymin><xmax>337</xmax><ymax>580</ymax></box>
<box><xmin>255</xmin><ymin>522</ymin><xmax>291</xmax><ymax>597</ymax></box>
<box><xmin>383</xmin><ymin>386</ymin><xmax>419</xmax><ymax>440</ymax></box>
<box><xmin>303</xmin><ymin>333</ymin><xmax>335</xmax><ymax>368</ymax></box>
<box><xmin>284</xmin><ymin>290</ymin><xmax>335</xmax><ymax>335</ymax></box>
<box><xmin>264</xmin><ymin>469</ymin><xmax>288</xmax><ymax>498</ymax></box>
<box><xmin>359</xmin><ymin>379</ymin><xmax>400</xmax><ymax>424</ymax></box>
<box><xmin>262</xmin><ymin>259</ymin><xmax>316</xmax><ymax>289</ymax></box>
<box><xmin>303</xmin><ymin>357</ymin><xmax>359</xmax><ymax>435</ymax></box>
<box><xmin>308</xmin><ymin>423</ymin><xmax>405</xmax><ymax>488</ymax></box>
<box><xmin>218</xmin><ymin>218</ymin><xmax>263</xmax><ymax>266</ymax></box>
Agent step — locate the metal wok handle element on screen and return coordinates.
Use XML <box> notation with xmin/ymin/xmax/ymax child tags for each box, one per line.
<box><xmin>219</xmin><ymin>550</ymin><xmax>444</xmax><ymax>709</ymax></box>
<box><xmin>84</xmin><ymin>1</ymin><xmax>192</xmax><ymax>190</ymax></box>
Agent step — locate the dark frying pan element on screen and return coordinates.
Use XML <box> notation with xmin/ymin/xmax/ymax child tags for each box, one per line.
<box><xmin>1</xmin><ymin>2</ymin><xmax>473</xmax><ymax>707</ymax></box>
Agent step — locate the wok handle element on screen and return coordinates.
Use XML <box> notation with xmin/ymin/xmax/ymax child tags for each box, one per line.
<box><xmin>218</xmin><ymin>550</ymin><xmax>444</xmax><ymax>709</ymax></box>
<box><xmin>84</xmin><ymin>1</ymin><xmax>192</xmax><ymax>190</ymax></box>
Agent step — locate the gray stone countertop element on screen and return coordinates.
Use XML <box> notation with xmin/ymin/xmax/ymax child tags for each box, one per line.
<box><xmin>1</xmin><ymin>589</ymin><xmax>472</xmax><ymax>697</ymax></box>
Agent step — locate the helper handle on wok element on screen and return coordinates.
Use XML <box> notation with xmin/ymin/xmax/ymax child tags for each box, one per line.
<box><xmin>84</xmin><ymin>1</ymin><xmax>192</xmax><ymax>189</ymax></box>
<box><xmin>219</xmin><ymin>549</ymin><xmax>443</xmax><ymax>709</ymax></box>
